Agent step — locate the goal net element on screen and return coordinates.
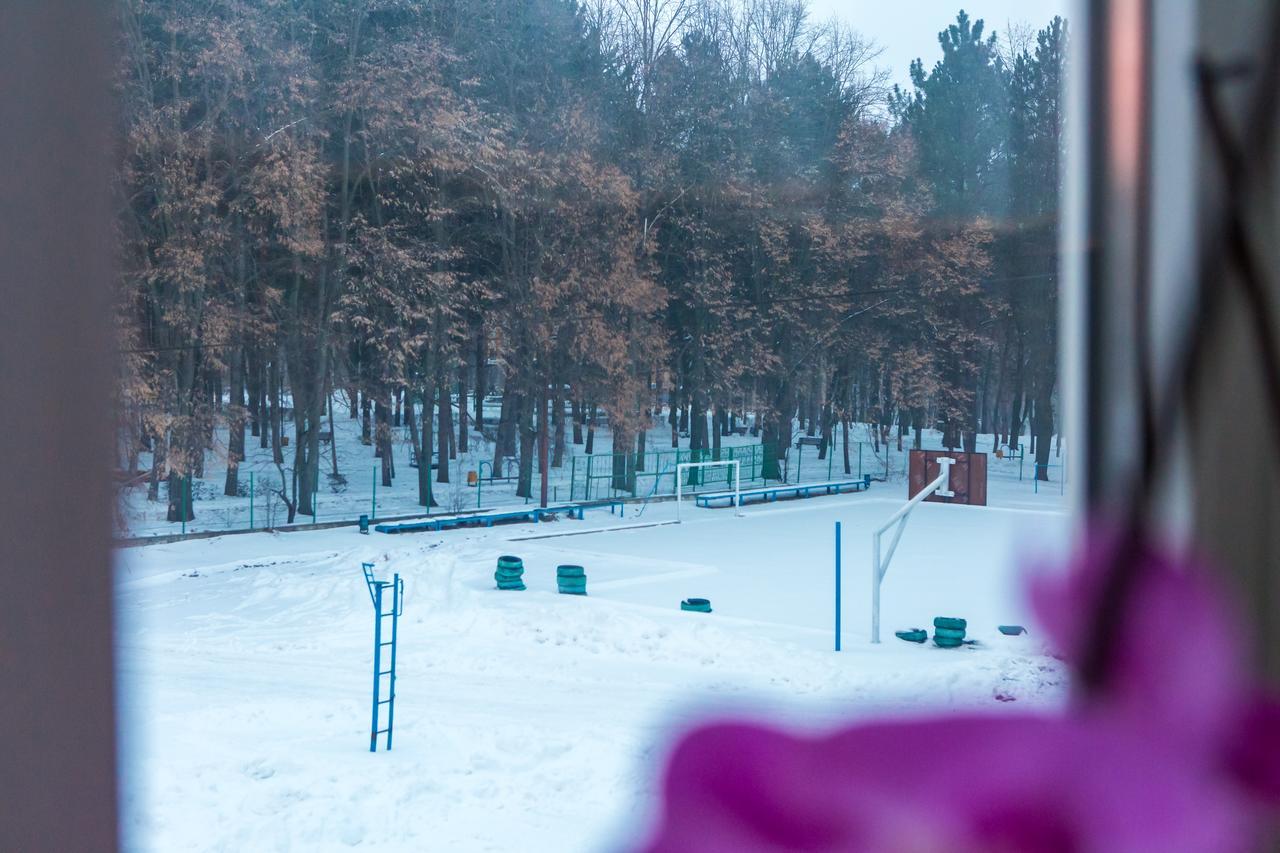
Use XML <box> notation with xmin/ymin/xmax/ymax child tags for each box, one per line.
<box><xmin>675</xmin><ymin>461</ymin><xmax>741</xmax><ymax>522</ymax></box>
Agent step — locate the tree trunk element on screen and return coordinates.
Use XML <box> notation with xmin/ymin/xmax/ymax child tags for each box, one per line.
<box><xmin>551</xmin><ymin>383</ymin><xmax>565</xmax><ymax>467</ymax></box>
<box><xmin>148</xmin><ymin>429</ymin><xmax>165</xmax><ymax>502</ymax></box>
<box><xmin>224</xmin><ymin>345</ymin><xmax>245</xmax><ymax>497</ymax></box>
<box><xmin>376</xmin><ymin>398</ymin><xmax>393</xmax><ymax>487</ymax></box>
<box><xmin>407</xmin><ymin>390</ymin><xmax>436</xmax><ymax>508</ymax></box>
<box><xmin>269</xmin><ymin>355</ymin><xmax>284</xmax><ymax>465</ymax></box>
<box><xmin>473</xmin><ymin>329</ymin><xmax>486</xmax><ymax>432</ymax></box>
<box><xmin>457</xmin><ymin>369</ymin><xmax>469</xmax><ymax>455</ymax></box>
<box><xmin>539</xmin><ymin>385</ymin><xmax>549</xmax><ymax>507</ymax></box>
<box><xmin>611</xmin><ymin>421</ymin><xmax>633</xmax><ymax>493</ymax></box>
<box><xmin>516</xmin><ymin>394</ymin><xmax>534</xmax><ymax>499</ymax></box>
<box><xmin>437</xmin><ymin>376</ymin><xmax>452</xmax><ymax>482</ymax></box>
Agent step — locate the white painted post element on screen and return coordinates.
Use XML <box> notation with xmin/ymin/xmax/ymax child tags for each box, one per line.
<box><xmin>869</xmin><ymin>455</ymin><xmax>957</xmax><ymax>643</ymax></box>
<box><xmin>676</xmin><ymin>461</ymin><xmax>741</xmax><ymax>523</ymax></box>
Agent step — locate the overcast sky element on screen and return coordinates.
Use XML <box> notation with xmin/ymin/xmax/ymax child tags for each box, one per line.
<box><xmin>806</xmin><ymin>1</ymin><xmax>1068</xmax><ymax>92</ymax></box>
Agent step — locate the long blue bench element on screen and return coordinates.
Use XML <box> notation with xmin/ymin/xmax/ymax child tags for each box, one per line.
<box><xmin>373</xmin><ymin>500</ymin><xmax>625</xmax><ymax>534</ymax></box>
<box><xmin>694</xmin><ymin>476</ymin><xmax>871</xmax><ymax>508</ymax></box>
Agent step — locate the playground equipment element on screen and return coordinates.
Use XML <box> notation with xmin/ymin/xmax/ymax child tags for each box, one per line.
<box><xmin>495</xmin><ymin>555</ymin><xmax>526</xmax><ymax>590</ymax></box>
<box><xmin>362</xmin><ymin>562</ymin><xmax>404</xmax><ymax>752</ymax></box>
<box><xmin>570</xmin><ymin>445</ymin><xmax>763</xmax><ymax>502</ymax></box>
<box><xmin>933</xmin><ymin>616</ymin><xmax>967</xmax><ymax>648</ymax></box>
<box><xmin>556</xmin><ymin>564</ymin><xmax>587</xmax><ymax>595</ymax></box>
<box><xmin>868</xmin><ymin>456</ymin><xmax>955</xmax><ymax>644</ymax></box>
<box><xmin>675</xmin><ymin>460</ymin><xmax>741</xmax><ymax>522</ymax></box>
<box><xmin>908</xmin><ymin>450</ymin><xmax>986</xmax><ymax>506</ymax></box>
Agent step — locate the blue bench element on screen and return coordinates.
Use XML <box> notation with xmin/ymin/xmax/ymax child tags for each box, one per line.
<box><xmin>694</xmin><ymin>476</ymin><xmax>871</xmax><ymax>508</ymax></box>
<box><xmin>373</xmin><ymin>500</ymin><xmax>625</xmax><ymax>534</ymax></box>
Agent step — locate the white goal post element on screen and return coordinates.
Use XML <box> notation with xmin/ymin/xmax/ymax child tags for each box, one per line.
<box><xmin>869</xmin><ymin>456</ymin><xmax>955</xmax><ymax>643</ymax></box>
<box><xmin>675</xmin><ymin>461</ymin><xmax>741</xmax><ymax>522</ymax></box>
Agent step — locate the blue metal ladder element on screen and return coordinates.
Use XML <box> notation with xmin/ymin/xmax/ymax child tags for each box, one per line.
<box><xmin>362</xmin><ymin>562</ymin><xmax>404</xmax><ymax>752</ymax></box>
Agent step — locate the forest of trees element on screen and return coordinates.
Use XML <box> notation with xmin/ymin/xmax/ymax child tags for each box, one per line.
<box><xmin>113</xmin><ymin>0</ymin><xmax>1066</xmax><ymax>522</ymax></box>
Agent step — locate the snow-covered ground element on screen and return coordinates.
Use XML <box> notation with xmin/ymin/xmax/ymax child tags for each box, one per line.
<box><xmin>116</xmin><ymin>477</ymin><xmax>1071</xmax><ymax>851</ymax></box>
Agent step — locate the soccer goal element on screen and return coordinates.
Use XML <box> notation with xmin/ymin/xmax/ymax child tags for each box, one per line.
<box><xmin>868</xmin><ymin>455</ymin><xmax>955</xmax><ymax>643</ymax></box>
<box><xmin>675</xmin><ymin>460</ymin><xmax>741</xmax><ymax>522</ymax></box>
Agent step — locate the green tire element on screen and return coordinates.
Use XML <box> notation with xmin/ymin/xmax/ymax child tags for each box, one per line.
<box><xmin>558</xmin><ymin>588</ymin><xmax>587</xmax><ymax>596</ymax></box>
<box><xmin>497</xmin><ymin>556</ymin><xmax>524</xmax><ymax>569</ymax></box>
<box><xmin>933</xmin><ymin>616</ymin><xmax>968</xmax><ymax>632</ymax></box>
<box><xmin>894</xmin><ymin>629</ymin><xmax>928</xmax><ymax>643</ymax></box>
<box><xmin>556</xmin><ymin>565</ymin><xmax>586</xmax><ymax>578</ymax></box>
<box><xmin>496</xmin><ymin>582</ymin><xmax>526</xmax><ymax>591</ymax></box>
<box><xmin>557</xmin><ymin>582</ymin><xmax>587</xmax><ymax>593</ymax></box>
<box><xmin>680</xmin><ymin>598</ymin><xmax>712</xmax><ymax>613</ymax></box>
<box><xmin>933</xmin><ymin>636</ymin><xmax>964</xmax><ymax>648</ymax></box>
<box><xmin>494</xmin><ymin>568</ymin><xmax>524</xmax><ymax>580</ymax></box>
<box><xmin>933</xmin><ymin>626</ymin><xmax>967</xmax><ymax>640</ymax></box>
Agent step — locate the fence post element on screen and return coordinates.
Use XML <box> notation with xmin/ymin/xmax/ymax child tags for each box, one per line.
<box><xmin>858</xmin><ymin>442</ymin><xmax>863</xmax><ymax>479</ymax></box>
<box><xmin>372</xmin><ymin>466</ymin><xmax>377</xmax><ymax>520</ymax></box>
<box><xmin>181</xmin><ymin>475</ymin><xmax>188</xmax><ymax>536</ymax></box>
<box><xmin>249</xmin><ymin>471</ymin><xmax>254</xmax><ymax>530</ymax></box>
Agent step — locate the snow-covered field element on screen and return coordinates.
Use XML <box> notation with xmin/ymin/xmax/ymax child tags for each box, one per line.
<box><xmin>116</xmin><ymin>480</ymin><xmax>1070</xmax><ymax>851</ymax></box>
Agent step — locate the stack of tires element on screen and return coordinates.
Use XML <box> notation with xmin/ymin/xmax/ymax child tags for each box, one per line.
<box><xmin>557</xmin><ymin>564</ymin><xmax>587</xmax><ymax>595</ymax></box>
<box><xmin>933</xmin><ymin>616</ymin><xmax>967</xmax><ymax>648</ymax></box>
<box><xmin>495</xmin><ymin>555</ymin><xmax>526</xmax><ymax>591</ymax></box>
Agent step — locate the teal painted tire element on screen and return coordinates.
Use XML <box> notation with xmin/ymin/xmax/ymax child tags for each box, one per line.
<box><xmin>497</xmin><ymin>556</ymin><xmax>524</xmax><ymax>569</ymax></box>
<box><xmin>933</xmin><ymin>616</ymin><xmax>967</xmax><ymax>632</ymax></box>
<box><xmin>496</xmin><ymin>582</ymin><xmax>526</xmax><ymax>591</ymax></box>
<box><xmin>894</xmin><ymin>629</ymin><xmax>928</xmax><ymax>643</ymax></box>
<box><xmin>933</xmin><ymin>636</ymin><xmax>964</xmax><ymax>648</ymax></box>
<box><xmin>556</xmin><ymin>565</ymin><xmax>585</xmax><ymax>578</ymax></box>
<box><xmin>557</xmin><ymin>582</ymin><xmax>587</xmax><ymax>593</ymax></box>
<box><xmin>933</xmin><ymin>626</ymin><xmax>967</xmax><ymax>640</ymax></box>
<box><xmin>495</xmin><ymin>568</ymin><xmax>525</xmax><ymax>579</ymax></box>
<box><xmin>681</xmin><ymin>598</ymin><xmax>712</xmax><ymax>613</ymax></box>
<box><xmin>998</xmin><ymin>625</ymin><xmax>1027</xmax><ymax>636</ymax></box>
<box><xmin>558</xmin><ymin>588</ymin><xmax>587</xmax><ymax>596</ymax></box>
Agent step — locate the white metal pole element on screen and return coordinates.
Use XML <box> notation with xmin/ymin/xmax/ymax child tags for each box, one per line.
<box><xmin>677</xmin><ymin>466</ymin><xmax>683</xmax><ymax>523</ymax></box>
<box><xmin>871</xmin><ymin>529</ymin><xmax>882</xmax><ymax>643</ymax></box>
<box><xmin>734</xmin><ymin>461</ymin><xmax>742</xmax><ymax>516</ymax></box>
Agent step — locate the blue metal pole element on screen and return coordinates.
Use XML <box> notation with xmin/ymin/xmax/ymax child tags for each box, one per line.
<box><xmin>386</xmin><ymin>575</ymin><xmax>400</xmax><ymax>751</ymax></box>
<box><xmin>371</xmin><ymin>582</ymin><xmax>383</xmax><ymax>752</ymax></box>
<box><xmin>835</xmin><ymin>521</ymin><xmax>842</xmax><ymax>651</ymax></box>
